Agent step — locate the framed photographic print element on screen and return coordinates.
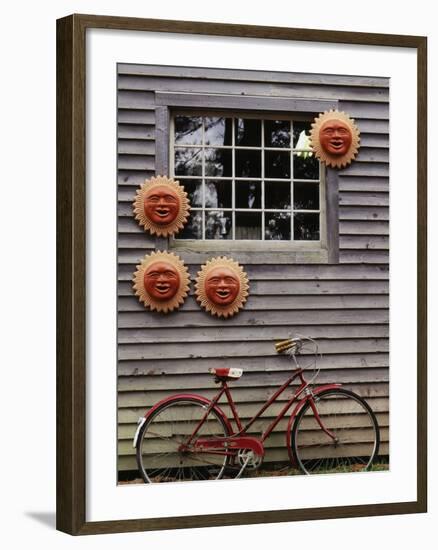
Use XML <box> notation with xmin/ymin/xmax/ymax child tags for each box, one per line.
<box><xmin>56</xmin><ymin>14</ymin><xmax>427</xmax><ymax>535</ymax></box>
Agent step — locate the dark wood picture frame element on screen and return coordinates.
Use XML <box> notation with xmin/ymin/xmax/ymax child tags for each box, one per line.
<box><xmin>56</xmin><ymin>14</ymin><xmax>427</xmax><ymax>535</ymax></box>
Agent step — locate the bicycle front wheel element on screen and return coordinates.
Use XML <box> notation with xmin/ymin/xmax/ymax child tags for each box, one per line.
<box><xmin>136</xmin><ymin>397</ymin><xmax>231</xmax><ymax>483</ymax></box>
<box><xmin>291</xmin><ymin>388</ymin><xmax>380</xmax><ymax>475</ymax></box>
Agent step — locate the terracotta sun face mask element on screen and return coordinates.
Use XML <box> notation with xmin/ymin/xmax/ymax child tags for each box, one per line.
<box><xmin>133</xmin><ymin>251</ymin><xmax>190</xmax><ymax>313</ymax></box>
<box><xmin>310</xmin><ymin>110</ymin><xmax>360</xmax><ymax>168</ymax></box>
<box><xmin>133</xmin><ymin>176</ymin><xmax>190</xmax><ymax>237</ymax></box>
<box><xmin>195</xmin><ymin>257</ymin><xmax>249</xmax><ymax>318</ymax></box>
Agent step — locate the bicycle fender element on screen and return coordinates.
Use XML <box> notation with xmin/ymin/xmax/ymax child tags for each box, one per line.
<box><xmin>133</xmin><ymin>393</ymin><xmax>234</xmax><ymax>448</ymax></box>
<box><xmin>285</xmin><ymin>384</ymin><xmax>341</xmax><ymax>463</ymax></box>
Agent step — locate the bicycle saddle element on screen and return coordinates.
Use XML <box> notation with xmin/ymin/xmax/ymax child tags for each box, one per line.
<box><xmin>208</xmin><ymin>367</ymin><xmax>243</xmax><ymax>381</ymax></box>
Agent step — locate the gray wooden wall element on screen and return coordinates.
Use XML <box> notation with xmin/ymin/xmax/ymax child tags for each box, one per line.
<box><xmin>117</xmin><ymin>64</ymin><xmax>389</xmax><ymax>471</ymax></box>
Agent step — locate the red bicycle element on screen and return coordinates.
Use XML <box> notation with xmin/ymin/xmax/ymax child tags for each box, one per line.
<box><xmin>134</xmin><ymin>336</ymin><xmax>380</xmax><ymax>482</ymax></box>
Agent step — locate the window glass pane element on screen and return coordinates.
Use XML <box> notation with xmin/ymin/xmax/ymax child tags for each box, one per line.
<box><xmin>235</xmin><ymin>149</ymin><xmax>261</xmax><ymax>178</ymax></box>
<box><xmin>204</xmin><ymin>117</ymin><xmax>232</xmax><ymax>146</ymax></box>
<box><xmin>265</xmin><ymin>212</ymin><xmax>291</xmax><ymax>240</ymax></box>
<box><xmin>293</xmin><ymin>154</ymin><xmax>319</xmax><ymax>180</ymax></box>
<box><xmin>235</xmin><ymin>118</ymin><xmax>261</xmax><ymax>146</ymax></box>
<box><xmin>294</xmin><ymin>213</ymin><xmax>320</xmax><ymax>240</ymax></box>
<box><xmin>177</xmin><ymin>210</ymin><xmax>203</xmax><ymax>239</ymax></box>
<box><xmin>205</xmin><ymin>148</ymin><xmax>232</xmax><ymax>177</ymax></box>
<box><xmin>265</xmin><ymin>181</ymin><xmax>291</xmax><ymax>209</ymax></box>
<box><xmin>205</xmin><ymin>211</ymin><xmax>232</xmax><ymax>240</ymax></box>
<box><xmin>265</xmin><ymin>151</ymin><xmax>291</xmax><ymax>178</ymax></box>
<box><xmin>181</xmin><ymin>179</ymin><xmax>202</xmax><ymax>207</ymax></box>
<box><xmin>264</xmin><ymin>120</ymin><xmax>290</xmax><ymax>148</ymax></box>
<box><xmin>235</xmin><ymin>181</ymin><xmax>261</xmax><ymax>209</ymax></box>
<box><xmin>205</xmin><ymin>180</ymin><xmax>232</xmax><ymax>208</ymax></box>
<box><xmin>293</xmin><ymin>121</ymin><xmax>312</xmax><ymax>148</ymax></box>
<box><xmin>294</xmin><ymin>182</ymin><xmax>320</xmax><ymax>210</ymax></box>
<box><xmin>235</xmin><ymin>212</ymin><xmax>262</xmax><ymax>240</ymax></box>
<box><xmin>174</xmin><ymin>148</ymin><xmax>202</xmax><ymax>176</ymax></box>
<box><xmin>174</xmin><ymin>116</ymin><xmax>202</xmax><ymax>145</ymax></box>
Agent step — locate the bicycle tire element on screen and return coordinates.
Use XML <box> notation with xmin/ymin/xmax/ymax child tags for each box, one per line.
<box><xmin>290</xmin><ymin>388</ymin><xmax>380</xmax><ymax>475</ymax></box>
<box><xmin>136</xmin><ymin>396</ymin><xmax>232</xmax><ymax>483</ymax></box>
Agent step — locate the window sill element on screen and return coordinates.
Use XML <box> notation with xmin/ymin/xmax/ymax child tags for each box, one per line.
<box><xmin>169</xmin><ymin>239</ymin><xmax>329</xmax><ymax>264</ymax></box>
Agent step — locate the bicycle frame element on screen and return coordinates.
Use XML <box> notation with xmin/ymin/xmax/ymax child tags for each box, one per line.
<box><xmin>182</xmin><ymin>368</ymin><xmax>342</xmax><ymax>460</ymax></box>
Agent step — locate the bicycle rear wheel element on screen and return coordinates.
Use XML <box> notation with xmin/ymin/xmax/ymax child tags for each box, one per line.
<box><xmin>136</xmin><ymin>397</ymin><xmax>231</xmax><ymax>483</ymax></box>
<box><xmin>290</xmin><ymin>388</ymin><xmax>380</xmax><ymax>475</ymax></box>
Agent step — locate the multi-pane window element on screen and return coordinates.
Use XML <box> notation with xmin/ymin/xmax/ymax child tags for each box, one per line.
<box><xmin>171</xmin><ymin>114</ymin><xmax>323</xmax><ymax>242</ymax></box>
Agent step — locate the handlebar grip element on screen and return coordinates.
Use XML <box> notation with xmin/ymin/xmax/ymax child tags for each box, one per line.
<box><xmin>275</xmin><ymin>339</ymin><xmax>296</xmax><ymax>353</ymax></box>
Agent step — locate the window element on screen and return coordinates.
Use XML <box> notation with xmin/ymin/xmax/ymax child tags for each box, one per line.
<box><xmin>170</xmin><ymin>113</ymin><xmax>325</xmax><ymax>248</ymax></box>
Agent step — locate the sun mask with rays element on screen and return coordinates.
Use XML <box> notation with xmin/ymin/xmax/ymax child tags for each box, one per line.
<box><xmin>133</xmin><ymin>251</ymin><xmax>190</xmax><ymax>313</ymax></box>
<box><xmin>195</xmin><ymin>257</ymin><xmax>249</xmax><ymax>318</ymax></box>
<box><xmin>133</xmin><ymin>176</ymin><xmax>190</xmax><ymax>237</ymax></box>
<box><xmin>310</xmin><ymin>110</ymin><xmax>360</xmax><ymax>168</ymax></box>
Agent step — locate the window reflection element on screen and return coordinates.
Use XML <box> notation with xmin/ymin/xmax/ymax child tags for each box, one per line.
<box><xmin>235</xmin><ymin>119</ymin><xmax>261</xmax><ymax>146</ymax></box>
<box><xmin>205</xmin><ymin>211</ymin><xmax>232</xmax><ymax>240</ymax></box>
<box><xmin>265</xmin><ymin>120</ymin><xmax>290</xmax><ymax>148</ymax></box>
<box><xmin>265</xmin><ymin>212</ymin><xmax>291</xmax><ymax>240</ymax></box>
<box><xmin>294</xmin><ymin>213</ymin><xmax>320</xmax><ymax>240</ymax></box>
<box><xmin>265</xmin><ymin>181</ymin><xmax>290</xmax><ymax>209</ymax></box>
<box><xmin>204</xmin><ymin>117</ymin><xmax>232</xmax><ymax>146</ymax></box>
<box><xmin>294</xmin><ymin>182</ymin><xmax>320</xmax><ymax>210</ymax></box>
<box><xmin>235</xmin><ymin>150</ymin><xmax>261</xmax><ymax>178</ymax></box>
<box><xmin>205</xmin><ymin>148</ymin><xmax>232</xmax><ymax>177</ymax></box>
<box><xmin>236</xmin><ymin>181</ymin><xmax>261</xmax><ymax>209</ymax></box>
<box><xmin>174</xmin><ymin>148</ymin><xmax>202</xmax><ymax>176</ymax></box>
<box><xmin>235</xmin><ymin>212</ymin><xmax>261</xmax><ymax>240</ymax></box>
<box><xmin>174</xmin><ymin>116</ymin><xmax>202</xmax><ymax>145</ymax></box>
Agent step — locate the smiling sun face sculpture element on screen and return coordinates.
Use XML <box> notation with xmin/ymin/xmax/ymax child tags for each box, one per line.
<box><xmin>195</xmin><ymin>257</ymin><xmax>249</xmax><ymax>318</ymax></box>
<box><xmin>133</xmin><ymin>176</ymin><xmax>190</xmax><ymax>237</ymax></box>
<box><xmin>133</xmin><ymin>251</ymin><xmax>190</xmax><ymax>313</ymax></box>
<box><xmin>310</xmin><ymin>110</ymin><xmax>360</xmax><ymax>168</ymax></box>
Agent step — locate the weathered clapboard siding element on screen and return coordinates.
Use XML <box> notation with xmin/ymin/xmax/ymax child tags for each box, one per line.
<box><xmin>117</xmin><ymin>65</ymin><xmax>389</xmax><ymax>472</ymax></box>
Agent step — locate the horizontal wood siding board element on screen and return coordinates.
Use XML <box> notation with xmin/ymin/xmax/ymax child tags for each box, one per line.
<box><xmin>118</xmin><ymin>338</ymin><xmax>389</xmax><ymax>361</ymax></box>
<box><xmin>339</xmin><ymin>221</ymin><xmax>389</xmax><ymax>235</ymax></box>
<box><xmin>156</xmin><ymin>91</ymin><xmax>338</xmax><ymax>113</ymax></box>
<box><xmin>118</xmin><ymin>353</ymin><xmax>389</xmax><ymax>383</ymax></box>
<box><xmin>118</xmin><ymin>395</ymin><xmax>390</xmax><ymax>423</ymax></box>
<box><xmin>118</xmin><ymin>279</ymin><xmax>389</xmax><ymax>295</ymax></box>
<box><xmin>118</xmin><ymin>140</ymin><xmax>156</xmax><ymax>155</ymax></box>
<box><xmin>118</xmin><ymin>75</ymin><xmax>389</xmax><ymax>102</ymax></box>
<box><xmin>118</xmin><ymin>171</ymin><xmax>155</xmax><ymax>186</ymax></box>
<box><xmin>339</xmin><ymin>192</ymin><xmax>389</xmax><ymax>207</ymax></box>
<box><xmin>118</xmin><ymin>309</ymin><xmax>389</xmax><ymax>329</ymax></box>
<box><xmin>118</xmin><ymin>258</ymin><xmax>388</xmax><ymax>279</ymax></box>
<box><xmin>118</xmin><ymin>428</ymin><xmax>390</xmax><ymax>456</ymax></box>
<box><xmin>119</xmin><ymin>294</ymin><xmax>389</xmax><ymax>312</ymax></box>
<box><xmin>118</xmin><ymin>352</ymin><xmax>389</xmax><ymax>376</ymax></box>
<box><xmin>117</xmin><ymin>124</ymin><xmax>156</xmax><ymax>139</ymax></box>
<box><xmin>339</xmin><ymin>236</ymin><xmax>389</xmax><ymax>250</ymax></box>
<box><xmin>339</xmin><ymin>100</ymin><xmax>389</xmax><ymax>119</ymax></box>
<box><xmin>339</xmin><ymin>177</ymin><xmax>389</xmax><ymax>192</ymax></box>
<box><xmin>339</xmin><ymin>206</ymin><xmax>389</xmax><ymax>220</ymax></box>
<box><xmin>118</xmin><ymin>368</ymin><xmax>389</xmax><ymax>392</ymax></box>
<box><xmin>118</xmin><ymin>154</ymin><xmax>154</xmax><ymax>170</ymax></box>
<box><xmin>358</xmin><ymin>134</ymin><xmax>389</xmax><ymax>147</ymax></box>
<box><xmin>118</xmin><ymin>64</ymin><xmax>389</xmax><ymax>88</ymax></box>
<box><xmin>118</xmin><ymin>441</ymin><xmax>390</xmax><ymax>470</ymax></box>
<box><xmin>339</xmin><ymin>251</ymin><xmax>389</xmax><ymax>264</ymax></box>
<box><xmin>118</xmin><ymin>382</ymin><xmax>389</xmax><ymax>407</ymax></box>
<box><xmin>118</xmin><ymin>324</ymin><xmax>389</xmax><ymax>345</ymax></box>
<box><xmin>118</xmin><ymin>91</ymin><xmax>156</xmax><ymax>109</ymax></box>
<box><xmin>339</xmin><ymin>163</ymin><xmax>389</xmax><ymax>177</ymax></box>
